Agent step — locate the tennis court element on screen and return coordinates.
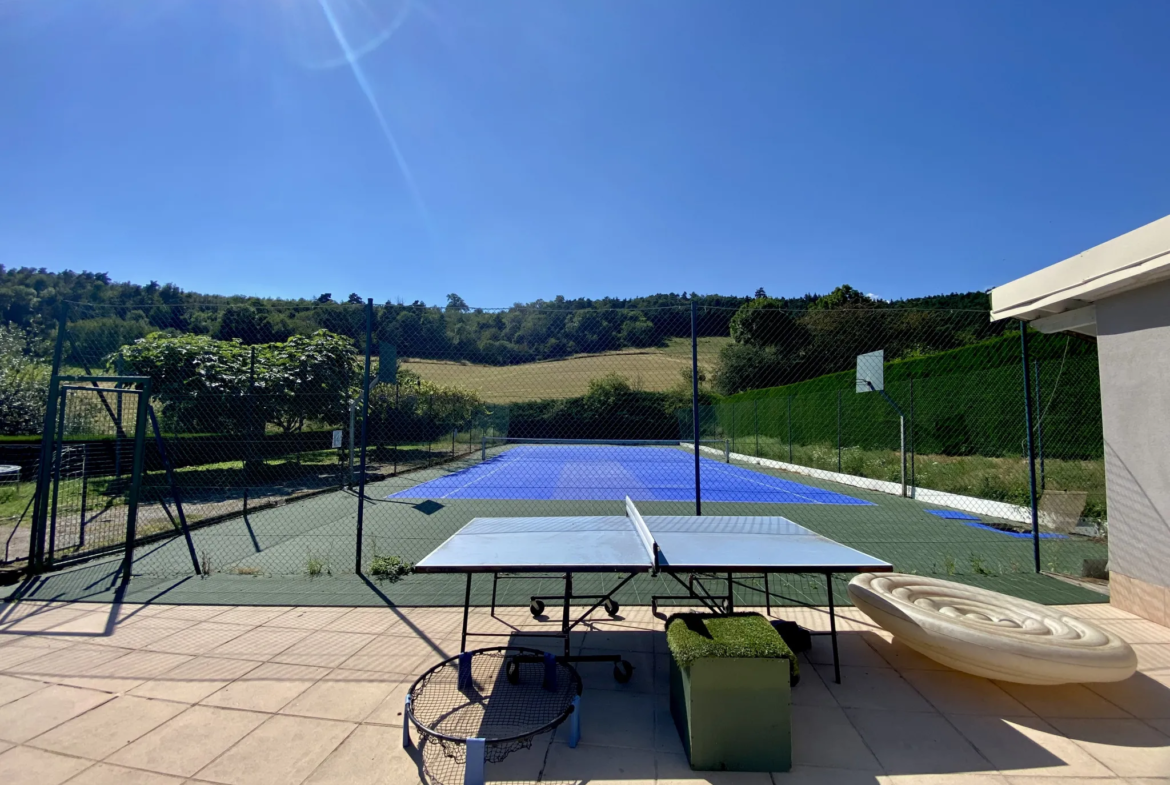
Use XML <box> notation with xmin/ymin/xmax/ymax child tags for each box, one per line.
<box><xmin>386</xmin><ymin>442</ymin><xmax>873</xmax><ymax>504</ymax></box>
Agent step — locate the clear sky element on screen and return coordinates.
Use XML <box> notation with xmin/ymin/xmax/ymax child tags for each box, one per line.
<box><xmin>2</xmin><ymin>0</ymin><xmax>1168</xmax><ymax>308</ymax></box>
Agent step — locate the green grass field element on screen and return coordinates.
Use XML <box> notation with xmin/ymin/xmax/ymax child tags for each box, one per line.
<box><xmin>397</xmin><ymin>336</ymin><xmax>731</xmax><ymax>401</ymax></box>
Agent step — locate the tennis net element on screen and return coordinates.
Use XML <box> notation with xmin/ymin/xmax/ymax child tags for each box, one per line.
<box><xmin>479</xmin><ymin>437</ymin><xmax>731</xmax><ymax>463</ymax></box>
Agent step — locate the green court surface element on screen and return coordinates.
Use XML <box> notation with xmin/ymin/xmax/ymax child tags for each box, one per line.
<box><xmin>3</xmin><ymin>452</ymin><xmax>1109</xmax><ymax>608</ymax></box>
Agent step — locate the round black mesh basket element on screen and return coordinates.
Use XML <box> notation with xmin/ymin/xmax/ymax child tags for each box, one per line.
<box><xmin>406</xmin><ymin>647</ymin><xmax>582</xmax><ymax>784</ymax></box>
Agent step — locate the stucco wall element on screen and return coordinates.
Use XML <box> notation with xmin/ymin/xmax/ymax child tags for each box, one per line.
<box><xmin>1096</xmin><ymin>278</ymin><xmax>1170</xmax><ymax>595</ymax></box>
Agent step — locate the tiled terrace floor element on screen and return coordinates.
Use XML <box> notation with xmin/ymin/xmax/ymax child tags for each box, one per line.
<box><xmin>0</xmin><ymin>599</ymin><xmax>1167</xmax><ymax>784</ymax></box>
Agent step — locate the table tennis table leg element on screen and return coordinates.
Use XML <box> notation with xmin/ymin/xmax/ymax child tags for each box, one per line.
<box><xmin>490</xmin><ymin>573</ymin><xmax>499</xmax><ymax>618</ymax></box>
<box><xmin>461</xmin><ymin>573</ymin><xmax>472</xmax><ymax>653</ymax></box>
<box><xmin>764</xmin><ymin>573</ymin><xmax>771</xmax><ymax>616</ymax></box>
<box><xmin>726</xmin><ymin>573</ymin><xmax>734</xmax><ymax>613</ymax></box>
<box><xmin>561</xmin><ymin>573</ymin><xmax>572</xmax><ymax>658</ymax></box>
<box><xmin>826</xmin><ymin>572</ymin><xmax>840</xmax><ymax>684</ymax></box>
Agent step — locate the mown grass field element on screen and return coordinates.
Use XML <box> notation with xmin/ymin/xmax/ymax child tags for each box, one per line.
<box><xmin>397</xmin><ymin>336</ymin><xmax>731</xmax><ymax>402</ymax></box>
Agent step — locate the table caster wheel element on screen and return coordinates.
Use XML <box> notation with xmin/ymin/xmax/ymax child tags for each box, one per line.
<box><xmin>614</xmin><ymin>660</ymin><xmax>634</xmax><ymax>683</ymax></box>
<box><xmin>529</xmin><ymin>599</ymin><xmax>545</xmax><ymax>618</ymax></box>
<box><xmin>603</xmin><ymin>598</ymin><xmax>620</xmax><ymax>617</ymax></box>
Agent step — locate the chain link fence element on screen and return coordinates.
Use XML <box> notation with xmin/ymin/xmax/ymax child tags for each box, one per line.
<box><xmin>2</xmin><ymin>297</ymin><xmax>1107</xmax><ymax>605</ymax></box>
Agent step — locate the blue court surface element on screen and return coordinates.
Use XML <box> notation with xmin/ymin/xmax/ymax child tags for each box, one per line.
<box><xmin>927</xmin><ymin>510</ymin><xmax>981</xmax><ymax>520</ymax></box>
<box><xmin>387</xmin><ymin>445</ymin><xmax>873</xmax><ymax>504</ymax></box>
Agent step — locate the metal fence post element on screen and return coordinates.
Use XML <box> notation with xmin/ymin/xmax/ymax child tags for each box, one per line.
<box><xmin>691</xmin><ymin>299</ymin><xmax>701</xmax><ymax>516</ymax></box>
<box><xmin>787</xmin><ymin>395</ymin><xmax>793</xmax><ymax>463</ymax></box>
<box><xmin>355</xmin><ymin>299</ymin><xmax>374</xmax><ymax>573</ymax></box>
<box><xmin>121</xmin><ymin>380</ymin><xmax>152</xmax><ymax>586</ymax></box>
<box><xmin>754</xmin><ymin>399</ymin><xmax>759</xmax><ymax>457</ymax></box>
<box><xmin>909</xmin><ymin>377</ymin><xmax>916</xmax><ymax>492</ymax></box>
<box><xmin>837</xmin><ymin>389</ymin><xmax>842</xmax><ymax>473</ymax></box>
<box><xmin>1033</xmin><ymin>358</ymin><xmax>1045</xmax><ymax>491</ymax></box>
<box><xmin>31</xmin><ymin>305</ymin><xmax>68</xmax><ymax>569</ymax></box>
<box><xmin>1020</xmin><ymin>321</ymin><xmax>1041</xmax><ymax>573</ymax></box>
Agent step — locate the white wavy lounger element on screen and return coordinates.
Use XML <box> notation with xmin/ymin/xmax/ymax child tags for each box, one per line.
<box><xmin>848</xmin><ymin>573</ymin><xmax>1137</xmax><ymax>685</ymax></box>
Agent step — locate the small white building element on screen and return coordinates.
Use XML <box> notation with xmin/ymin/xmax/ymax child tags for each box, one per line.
<box><xmin>991</xmin><ymin>214</ymin><xmax>1170</xmax><ymax>627</ymax></box>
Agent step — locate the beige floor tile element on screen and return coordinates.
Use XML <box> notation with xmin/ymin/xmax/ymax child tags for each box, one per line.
<box><xmin>770</xmin><ymin>765</ymin><xmax>887</xmax><ymax>784</ymax></box>
<box><xmin>946</xmin><ymin>714</ymin><xmax>1114</xmax><ymax>778</ymax></box>
<box><xmin>0</xmin><ymin>605</ymin><xmax>91</xmax><ymax>633</ymax></box>
<box><xmin>579</xmin><ymin>628</ymin><xmax>658</xmax><ymax>653</ymax></box>
<box><xmin>847</xmin><ymin>708</ymin><xmax>995</xmax><ymax>775</ymax></box>
<box><xmin>1132</xmin><ymin>644</ymin><xmax>1170</xmax><ymax>673</ymax></box>
<box><xmin>879</xmin><ymin>775</ymin><xmax>1009</xmax><ymax>784</ymax></box>
<box><xmin>322</xmin><ymin>609</ymin><xmax>405</xmax><ymax>635</ymax></box>
<box><xmin>995</xmin><ymin>683</ymin><xmax>1134</xmax><ymax>719</ymax></box>
<box><xmin>265</xmin><ymin>608</ymin><xmax>349</xmax><ymax>630</ymax></box>
<box><xmin>544</xmin><ymin>741</ymin><xmax>655</xmax><ymax>784</ymax></box>
<box><xmin>63</xmin><ymin>762</ymin><xmax>186</xmax><ymax>784</ymax></box>
<box><xmin>816</xmin><ymin>665</ymin><xmax>936</xmax><ymax>712</ymax></box>
<box><xmin>303</xmin><ymin>724</ymin><xmax>421</xmax><ymax>785</ymax></box>
<box><xmin>339</xmin><ymin>634</ymin><xmax>453</xmax><ymax>672</ymax></box>
<box><xmin>576</xmin><ymin>649</ymin><xmax>655</xmax><ymax>694</ymax></box>
<box><xmin>1053</xmin><ymin>603</ymin><xmax>1138</xmax><ymax>620</ymax></box>
<box><xmin>144</xmin><ymin>623</ymin><xmax>253</xmax><ymax>656</ymax></box>
<box><xmin>87</xmin><ymin>618</ymin><xmax>194</xmax><ymax>649</ymax></box>
<box><xmin>0</xmin><ymin>740</ymin><xmax>10</xmax><ymax>754</ymax></box>
<box><xmin>362</xmin><ymin>682</ymin><xmax>411</xmax><ymax>726</ymax></box>
<box><xmin>195</xmin><ymin>714</ymin><xmax>353</xmax><ymax>785</ymax></box>
<box><xmin>106</xmin><ymin>705</ymin><xmax>268</xmax><ymax>777</ymax></box>
<box><xmin>654</xmin><ymin>707</ymin><xmax>685</xmax><ymax>754</ymax></box>
<box><xmin>1002</xmin><ymin>777</ymin><xmax>1126</xmax><ymax>784</ymax></box>
<box><xmin>0</xmin><ymin>684</ymin><xmax>113</xmax><ymax>743</ymax></box>
<box><xmin>205</xmin><ymin>607</ymin><xmax>287</xmax><ymax>627</ymax></box>
<box><xmin>150</xmin><ymin>606</ymin><xmax>231</xmax><ymax>623</ymax></box>
<box><xmin>902</xmin><ymin>671</ymin><xmax>1035</xmax><ymax>716</ymax></box>
<box><xmin>128</xmin><ymin>657</ymin><xmax>262</xmax><ymax>704</ymax></box>
<box><xmin>0</xmin><ymin>744</ymin><xmax>92</xmax><ymax>785</ymax></box>
<box><xmin>10</xmin><ymin>643</ymin><xmax>126</xmax><ymax>683</ymax></box>
<box><xmin>791</xmin><ymin>704</ymin><xmax>882</xmax><ymax>772</ymax></box>
<box><xmin>863</xmin><ymin>634</ymin><xmax>958</xmax><ymax>672</ymax></box>
<box><xmin>574</xmin><ymin>689</ymin><xmax>655</xmax><ymax>749</ymax></box>
<box><xmin>269</xmin><ymin>631</ymin><xmax>377</xmax><ymax>668</ymax></box>
<box><xmin>280</xmin><ymin>669</ymin><xmax>399</xmax><ymax>722</ymax></box>
<box><xmin>29</xmin><ymin>695</ymin><xmax>186</xmax><ymax>759</ymax></box>
<box><xmin>790</xmin><ymin>663</ymin><xmax>837</xmax><ymax>707</ymax></box>
<box><xmin>1047</xmin><ymin>718</ymin><xmax>1170</xmax><ymax>778</ymax></box>
<box><xmin>1148</xmin><ymin>717</ymin><xmax>1170</xmax><ymax>735</ymax></box>
<box><xmin>656</xmin><ymin>749</ymin><xmax>772</xmax><ymax>783</ymax></box>
<box><xmin>0</xmin><ymin>674</ymin><xmax>45</xmax><ymax>707</ymax></box>
<box><xmin>200</xmin><ymin>662</ymin><xmax>328</xmax><ymax>712</ymax></box>
<box><xmin>207</xmin><ymin>626</ymin><xmax>310</xmax><ymax>660</ymax></box>
<box><xmin>1096</xmin><ymin>620</ymin><xmax>1170</xmax><ymax>645</ymax></box>
<box><xmin>40</xmin><ymin>612</ymin><xmax>116</xmax><ymax>635</ymax></box>
<box><xmin>55</xmin><ymin>650</ymin><xmax>194</xmax><ymax>693</ymax></box>
<box><xmin>1085</xmin><ymin>674</ymin><xmax>1170</xmax><ymax>719</ymax></box>
<box><xmin>0</xmin><ymin>641</ymin><xmax>59</xmax><ymax>670</ymax></box>
<box><xmin>806</xmin><ymin>632</ymin><xmax>891</xmax><ymax>669</ymax></box>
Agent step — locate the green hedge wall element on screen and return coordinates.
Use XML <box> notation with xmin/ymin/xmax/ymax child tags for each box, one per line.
<box><xmin>711</xmin><ymin>332</ymin><xmax>1102</xmax><ymax>460</ymax></box>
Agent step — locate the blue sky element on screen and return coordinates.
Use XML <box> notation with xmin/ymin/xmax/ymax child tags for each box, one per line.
<box><xmin>2</xmin><ymin>0</ymin><xmax>1168</xmax><ymax>308</ymax></box>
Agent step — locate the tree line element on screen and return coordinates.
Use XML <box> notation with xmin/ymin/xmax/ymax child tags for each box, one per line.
<box><xmin>3</xmin><ymin>266</ymin><xmax>999</xmax><ymax>374</ymax></box>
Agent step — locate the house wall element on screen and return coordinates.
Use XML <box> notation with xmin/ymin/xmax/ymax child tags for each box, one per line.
<box><xmin>1096</xmin><ymin>277</ymin><xmax>1170</xmax><ymax>625</ymax></box>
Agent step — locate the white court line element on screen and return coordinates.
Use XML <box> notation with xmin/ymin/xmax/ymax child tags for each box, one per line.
<box><xmin>702</xmin><ymin>460</ymin><xmax>827</xmax><ymax>504</ymax></box>
<box><xmin>438</xmin><ymin>451</ymin><xmax>529</xmax><ymax>499</ymax></box>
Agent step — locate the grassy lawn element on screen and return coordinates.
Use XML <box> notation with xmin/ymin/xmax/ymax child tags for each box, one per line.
<box><xmin>398</xmin><ymin>336</ymin><xmax>732</xmax><ymax>401</ymax></box>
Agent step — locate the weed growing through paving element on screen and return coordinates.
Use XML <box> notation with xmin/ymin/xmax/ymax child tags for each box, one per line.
<box><xmin>306</xmin><ymin>554</ymin><xmax>331</xmax><ymax>578</ymax></box>
<box><xmin>969</xmin><ymin>554</ymin><xmax>995</xmax><ymax>576</ymax></box>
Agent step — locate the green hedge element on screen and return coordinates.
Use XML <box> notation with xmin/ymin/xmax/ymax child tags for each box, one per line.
<box><xmin>711</xmin><ymin>332</ymin><xmax>1102</xmax><ymax>460</ymax></box>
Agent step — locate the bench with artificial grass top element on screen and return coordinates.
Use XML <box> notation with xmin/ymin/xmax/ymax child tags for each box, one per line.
<box><xmin>667</xmin><ymin>612</ymin><xmax>797</xmax><ymax>772</ymax></box>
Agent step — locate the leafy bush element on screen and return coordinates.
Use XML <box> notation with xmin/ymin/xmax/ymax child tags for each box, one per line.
<box><xmin>112</xmin><ymin>329</ymin><xmax>358</xmax><ymax>434</ymax></box>
<box><xmin>0</xmin><ymin>324</ymin><xmax>50</xmax><ymax>435</ymax></box>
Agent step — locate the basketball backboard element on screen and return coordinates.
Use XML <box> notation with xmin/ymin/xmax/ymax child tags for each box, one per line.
<box><xmin>856</xmin><ymin>350</ymin><xmax>884</xmax><ymax>392</ymax></box>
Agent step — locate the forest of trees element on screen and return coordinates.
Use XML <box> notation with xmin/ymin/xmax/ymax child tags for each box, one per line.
<box><xmin>1</xmin><ymin>266</ymin><xmax>1000</xmax><ymax>371</ymax></box>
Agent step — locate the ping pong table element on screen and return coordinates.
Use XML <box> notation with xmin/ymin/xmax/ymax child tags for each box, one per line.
<box><xmin>415</xmin><ymin>498</ymin><xmax>892</xmax><ymax>683</ymax></box>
